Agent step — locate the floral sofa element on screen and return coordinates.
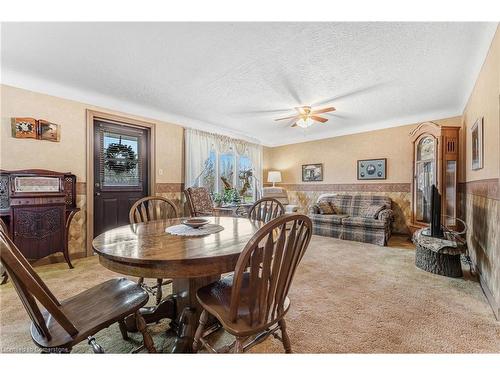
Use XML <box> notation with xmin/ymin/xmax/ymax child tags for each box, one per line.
<box><xmin>309</xmin><ymin>194</ymin><xmax>394</xmax><ymax>246</ymax></box>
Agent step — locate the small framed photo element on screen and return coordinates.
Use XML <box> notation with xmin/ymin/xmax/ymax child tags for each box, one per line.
<box><xmin>11</xmin><ymin>117</ymin><xmax>38</xmax><ymax>139</ymax></box>
<box><xmin>38</xmin><ymin>119</ymin><xmax>61</xmax><ymax>142</ymax></box>
<box><xmin>471</xmin><ymin>117</ymin><xmax>483</xmax><ymax>170</ymax></box>
<box><xmin>357</xmin><ymin>158</ymin><xmax>387</xmax><ymax>180</ymax></box>
<box><xmin>302</xmin><ymin>163</ymin><xmax>323</xmax><ymax>182</ymax></box>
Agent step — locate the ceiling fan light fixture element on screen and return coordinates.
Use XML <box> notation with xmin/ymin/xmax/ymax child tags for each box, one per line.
<box><xmin>296</xmin><ymin>117</ymin><xmax>315</xmax><ymax>128</ymax></box>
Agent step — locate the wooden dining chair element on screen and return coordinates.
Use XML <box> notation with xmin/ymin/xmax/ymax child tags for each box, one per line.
<box><xmin>184</xmin><ymin>187</ymin><xmax>215</xmax><ymax>217</ymax></box>
<box><xmin>247</xmin><ymin>197</ymin><xmax>285</xmax><ymax>223</ymax></box>
<box><xmin>0</xmin><ymin>218</ymin><xmax>9</xmax><ymax>284</ymax></box>
<box><xmin>0</xmin><ymin>227</ymin><xmax>156</xmax><ymax>353</ymax></box>
<box><xmin>129</xmin><ymin>196</ymin><xmax>179</xmax><ymax>305</ymax></box>
<box><xmin>192</xmin><ymin>213</ymin><xmax>313</xmax><ymax>353</ymax></box>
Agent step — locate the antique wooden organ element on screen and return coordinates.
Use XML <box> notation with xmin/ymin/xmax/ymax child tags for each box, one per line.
<box><xmin>0</xmin><ymin>169</ymin><xmax>80</xmax><ymax>268</ymax></box>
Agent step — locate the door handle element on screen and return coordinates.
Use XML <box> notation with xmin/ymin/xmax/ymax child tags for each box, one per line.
<box><xmin>95</xmin><ymin>192</ymin><xmax>101</xmax><ymax>196</ymax></box>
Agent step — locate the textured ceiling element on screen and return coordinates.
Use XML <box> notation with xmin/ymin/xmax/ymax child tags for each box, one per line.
<box><xmin>1</xmin><ymin>22</ymin><xmax>497</xmax><ymax>146</ymax></box>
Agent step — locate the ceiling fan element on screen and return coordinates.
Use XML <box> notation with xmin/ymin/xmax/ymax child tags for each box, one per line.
<box><xmin>274</xmin><ymin>105</ymin><xmax>336</xmax><ymax>128</ymax></box>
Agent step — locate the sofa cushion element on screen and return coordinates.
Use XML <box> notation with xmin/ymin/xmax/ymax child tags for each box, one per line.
<box><xmin>360</xmin><ymin>204</ymin><xmax>385</xmax><ymax>219</ymax></box>
<box><xmin>318</xmin><ymin>202</ymin><xmax>336</xmax><ymax>214</ymax></box>
<box><xmin>342</xmin><ymin>216</ymin><xmax>387</xmax><ymax>229</ymax></box>
<box><xmin>310</xmin><ymin>214</ymin><xmax>349</xmax><ymax>225</ymax></box>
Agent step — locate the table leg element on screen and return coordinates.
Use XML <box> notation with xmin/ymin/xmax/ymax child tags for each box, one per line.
<box><xmin>124</xmin><ymin>295</ymin><xmax>176</xmax><ymax>332</ymax></box>
<box><xmin>170</xmin><ymin>275</ymin><xmax>219</xmax><ymax>353</ymax></box>
<box><xmin>124</xmin><ymin>275</ymin><xmax>220</xmax><ymax>353</ymax></box>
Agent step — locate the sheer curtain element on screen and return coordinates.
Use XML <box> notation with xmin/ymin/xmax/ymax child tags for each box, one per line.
<box><xmin>184</xmin><ymin>128</ymin><xmax>263</xmax><ymax>194</ymax></box>
<box><xmin>184</xmin><ymin>129</ymin><xmax>213</xmax><ymax>187</ymax></box>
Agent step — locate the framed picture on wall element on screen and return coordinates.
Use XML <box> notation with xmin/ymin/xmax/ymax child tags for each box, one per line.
<box><xmin>471</xmin><ymin>117</ymin><xmax>483</xmax><ymax>170</ymax></box>
<box><xmin>357</xmin><ymin>158</ymin><xmax>387</xmax><ymax>180</ymax></box>
<box><xmin>302</xmin><ymin>163</ymin><xmax>323</xmax><ymax>182</ymax></box>
<box><xmin>38</xmin><ymin>119</ymin><xmax>61</xmax><ymax>142</ymax></box>
<box><xmin>11</xmin><ymin>117</ymin><xmax>38</xmax><ymax>139</ymax></box>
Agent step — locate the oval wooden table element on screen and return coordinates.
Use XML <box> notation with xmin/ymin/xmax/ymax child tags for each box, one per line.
<box><xmin>92</xmin><ymin>216</ymin><xmax>264</xmax><ymax>353</ymax></box>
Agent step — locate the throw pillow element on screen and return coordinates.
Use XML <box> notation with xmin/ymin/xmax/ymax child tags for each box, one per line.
<box><xmin>361</xmin><ymin>204</ymin><xmax>385</xmax><ymax>219</ymax></box>
<box><xmin>318</xmin><ymin>202</ymin><xmax>336</xmax><ymax>215</ymax></box>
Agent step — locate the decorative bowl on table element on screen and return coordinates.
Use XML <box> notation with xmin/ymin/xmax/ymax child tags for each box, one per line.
<box><xmin>181</xmin><ymin>218</ymin><xmax>209</xmax><ymax>229</ymax></box>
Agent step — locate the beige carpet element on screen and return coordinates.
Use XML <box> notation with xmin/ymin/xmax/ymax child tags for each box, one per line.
<box><xmin>1</xmin><ymin>235</ymin><xmax>499</xmax><ymax>353</ymax></box>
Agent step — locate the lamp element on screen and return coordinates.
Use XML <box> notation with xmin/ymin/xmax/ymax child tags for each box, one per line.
<box><xmin>296</xmin><ymin>117</ymin><xmax>315</xmax><ymax>128</ymax></box>
<box><xmin>267</xmin><ymin>171</ymin><xmax>282</xmax><ymax>187</ymax></box>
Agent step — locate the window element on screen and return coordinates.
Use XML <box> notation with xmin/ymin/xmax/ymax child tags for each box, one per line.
<box><xmin>200</xmin><ymin>149</ymin><xmax>254</xmax><ymax>201</ymax></box>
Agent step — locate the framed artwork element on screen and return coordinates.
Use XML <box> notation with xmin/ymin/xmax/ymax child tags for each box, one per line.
<box><xmin>302</xmin><ymin>163</ymin><xmax>323</xmax><ymax>182</ymax></box>
<box><xmin>38</xmin><ymin>119</ymin><xmax>61</xmax><ymax>142</ymax></box>
<box><xmin>471</xmin><ymin>117</ymin><xmax>483</xmax><ymax>170</ymax></box>
<box><xmin>11</xmin><ymin>117</ymin><xmax>38</xmax><ymax>139</ymax></box>
<box><xmin>357</xmin><ymin>158</ymin><xmax>387</xmax><ymax>180</ymax></box>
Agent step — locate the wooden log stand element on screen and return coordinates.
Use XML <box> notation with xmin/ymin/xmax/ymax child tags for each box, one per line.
<box><xmin>413</xmin><ymin>228</ymin><xmax>466</xmax><ymax>278</ymax></box>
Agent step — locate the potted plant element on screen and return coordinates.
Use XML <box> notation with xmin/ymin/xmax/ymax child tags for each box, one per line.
<box><xmin>212</xmin><ymin>192</ymin><xmax>223</xmax><ymax>207</ymax></box>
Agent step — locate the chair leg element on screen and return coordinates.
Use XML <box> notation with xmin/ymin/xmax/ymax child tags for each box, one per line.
<box><xmin>155</xmin><ymin>278</ymin><xmax>163</xmax><ymax>304</ymax></box>
<box><xmin>118</xmin><ymin>320</ymin><xmax>129</xmax><ymax>340</ymax></box>
<box><xmin>233</xmin><ymin>337</ymin><xmax>245</xmax><ymax>353</ymax></box>
<box><xmin>1</xmin><ymin>271</ymin><xmax>8</xmax><ymax>285</ymax></box>
<box><xmin>192</xmin><ymin>309</ymin><xmax>208</xmax><ymax>353</ymax></box>
<box><xmin>278</xmin><ymin>319</ymin><xmax>292</xmax><ymax>353</ymax></box>
<box><xmin>137</xmin><ymin>277</ymin><xmax>144</xmax><ymax>285</ymax></box>
<box><xmin>135</xmin><ymin>311</ymin><xmax>157</xmax><ymax>353</ymax></box>
<box><xmin>87</xmin><ymin>336</ymin><xmax>105</xmax><ymax>353</ymax></box>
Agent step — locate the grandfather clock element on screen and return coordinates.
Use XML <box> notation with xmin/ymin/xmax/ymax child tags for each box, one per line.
<box><xmin>408</xmin><ymin>122</ymin><xmax>460</xmax><ymax>234</ymax></box>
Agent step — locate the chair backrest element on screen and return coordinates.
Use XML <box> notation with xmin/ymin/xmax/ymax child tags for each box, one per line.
<box><xmin>248</xmin><ymin>197</ymin><xmax>285</xmax><ymax>223</ymax></box>
<box><xmin>129</xmin><ymin>196</ymin><xmax>179</xmax><ymax>224</ymax></box>
<box><xmin>184</xmin><ymin>187</ymin><xmax>214</xmax><ymax>217</ymax></box>
<box><xmin>0</xmin><ymin>227</ymin><xmax>78</xmax><ymax>341</ymax></box>
<box><xmin>262</xmin><ymin>187</ymin><xmax>290</xmax><ymax>205</ymax></box>
<box><xmin>229</xmin><ymin>214</ymin><xmax>312</xmax><ymax>327</ymax></box>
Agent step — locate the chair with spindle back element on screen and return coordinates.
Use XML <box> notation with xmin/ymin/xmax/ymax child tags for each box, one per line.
<box><xmin>192</xmin><ymin>213</ymin><xmax>313</xmax><ymax>353</ymax></box>
<box><xmin>247</xmin><ymin>197</ymin><xmax>285</xmax><ymax>223</ymax></box>
<box><xmin>184</xmin><ymin>187</ymin><xmax>215</xmax><ymax>217</ymax></box>
<box><xmin>129</xmin><ymin>196</ymin><xmax>179</xmax><ymax>304</ymax></box>
<box><xmin>0</xmin><ymin>226</ymin><xmax>156</xmax><ymax>353</ymax></box>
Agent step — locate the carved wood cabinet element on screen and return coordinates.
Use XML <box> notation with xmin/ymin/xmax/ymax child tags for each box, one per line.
<box><xmin>409</xmin><ymin>122</ymin><xmax>460</xmax><ymax>234</ymax></box>
<box><xmin>0</xmin><ymin>169</ymin><xmax>80</xmax><ymax>268</ymax></box>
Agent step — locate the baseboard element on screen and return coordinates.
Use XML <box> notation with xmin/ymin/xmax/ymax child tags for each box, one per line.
<box><xmin>477</xmin><ymin>271</ymin><xmax>500</xmax><ymax>320</ymax></box>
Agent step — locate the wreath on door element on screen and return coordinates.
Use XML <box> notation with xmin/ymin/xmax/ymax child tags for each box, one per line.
<box><xmin>104</xmin><ymin>142</ymin><xmax>138</xmax><ymax>174</ymax></box>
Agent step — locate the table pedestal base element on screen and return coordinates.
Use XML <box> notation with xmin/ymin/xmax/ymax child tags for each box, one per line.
<box><xmin>415</xmin><ymin>245</ymin><xmax>463</xmax><ymax>278</ymax></box>
<box><xmin>124</xmin><ymin>275</ymin><xmax>220</xmax><ymax>353</ymax></box>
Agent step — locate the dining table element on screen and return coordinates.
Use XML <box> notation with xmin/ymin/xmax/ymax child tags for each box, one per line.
<box><xmin>92</xmin><ymin>215</ymin><xmax>264</xmax><ymax>353</ymax></box>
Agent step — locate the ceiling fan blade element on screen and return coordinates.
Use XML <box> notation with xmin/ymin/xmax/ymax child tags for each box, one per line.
<box><xmin>291</xmin><ymin>123</ymin><xmax>298</xmax><ymax>128</ymax></box>
<box><xmin>311</xmin><ymin>106</ymin><xmax>336</xmax><ymax>115</ymax></box>
<box><xmin>295</xmin><ymin>106</ymin><xmax>308</xmax><ymax>115</ymax></box>
<box><xmin>274</xmin><ymin>115</ymin><xmax>299</xmax><ymax>121</ymax></box>
<box><xmin>310</xmin><ymin>116</ymin><xmax>328</xmax><ymax>123</ymax></box>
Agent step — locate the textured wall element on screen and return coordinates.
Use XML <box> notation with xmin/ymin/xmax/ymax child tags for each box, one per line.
<box><xmin>462</xmin><ymin>26</ymin><xmax>500</xmax><ymax>318</ymax></box>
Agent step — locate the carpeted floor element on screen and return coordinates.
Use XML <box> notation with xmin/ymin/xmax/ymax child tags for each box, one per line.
<box><xmin>1</xmin><ymin>235</ymin><xmax>499</xmax><ymax>353</ymax></box>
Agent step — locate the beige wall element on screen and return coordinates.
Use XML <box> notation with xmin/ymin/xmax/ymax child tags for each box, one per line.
<box><xmin>263</xmin><ymin>116</ymin><xmax>462</xmax><ymax>185</ymax></box>
<box><xmin>0</xmin><ymin>84</ymin><xmax>184</xmax><ymax>184</ymax></box>
<box><xmin>462</xmin><ymin>26</ymin><xmax>500</xmax><ymax>318</ymax></box>
<box><xmin>463</xmin><ymin>27</ymin><xmax>500</xmax><ymax>182</ymax></box>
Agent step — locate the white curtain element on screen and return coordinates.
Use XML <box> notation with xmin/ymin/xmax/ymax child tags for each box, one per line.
<box><xmin>184</xmin><ymin>128</ymin><xmax>263</xmax><ymax>194</ymax></box>
<box><xmin>184</xmin><ymin>129</ymin><xmax>213</xmax><ymax>187</ymax></box>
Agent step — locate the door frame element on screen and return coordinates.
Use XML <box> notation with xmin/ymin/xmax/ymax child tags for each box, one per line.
<box><xmin>86</xmin><ymin>110</ymin><xmax>156</xmax><ymax>256</ymax></box>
